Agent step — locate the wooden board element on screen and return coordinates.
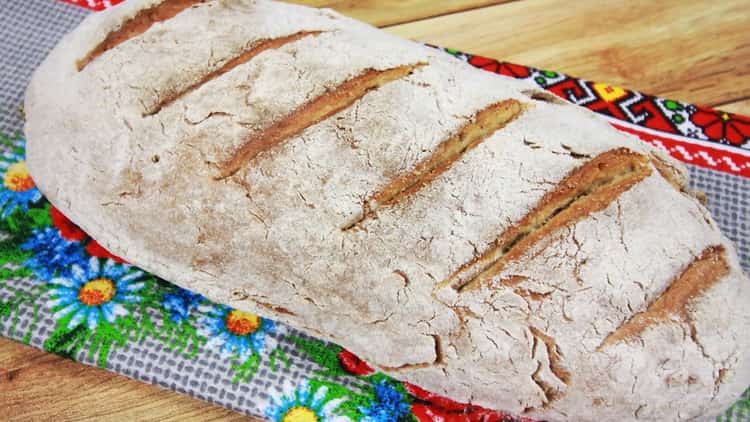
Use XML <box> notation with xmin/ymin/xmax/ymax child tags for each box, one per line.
<box><xmin>286</xmin><ymin>0</ymin><xmax>511</xmax><ymax>27</ymax></box>
<box><xmin>0</xmin><ymin>338</ymin><xmax>260</xmax><ymax>422</ymax></box>
<box><xmin>386</xmin><ymin>0</ymin><xmax>750</xmax><ymax>107</ymax></box>
<box><xmin>718</xmin><ymin>98</ymin><xmax>750</xmax><ymax>116</ymax></box>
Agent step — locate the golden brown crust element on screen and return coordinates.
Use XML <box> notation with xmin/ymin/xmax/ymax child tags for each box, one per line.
<box><xmin>441</xmin><ymin>148</ymin><xmax>652</xmax><ymax>292</ymax></box>
<box><xmin>216</xmin><ymin>63</ymin><xmax>423</xmax><ymax>179</ymax></box>
<box><xmin>650</xmin><ymin>152</ymin><xmax>688</xmax><ymax>192</ymax></box>
<box><xmin>144</xmin><ymin>31</ymin><xmax>323</xmax><ymax>116</ymax></box>
<box><xmin>597</xmin><ymin>245</ymin><xmax>730</xmax><ymax>349</ymax></box>
<box><xmin>76</xmin><ymin>0</ymin><xmax>205</xmax><ymax>70</ymax></box>
<box><xmin>344</xmin><ymin>99</ymin><xmax>524</xmax><ymax>229</ymax></box>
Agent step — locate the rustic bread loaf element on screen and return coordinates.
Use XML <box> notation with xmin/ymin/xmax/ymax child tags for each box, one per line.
<box><xmin>24</xmin><ymin>0</ymin><xmax>750</xmax><ymax>420</ymax></box>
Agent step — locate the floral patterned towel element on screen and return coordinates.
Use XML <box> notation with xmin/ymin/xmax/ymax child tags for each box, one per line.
<box><xmin>1</xmin><ymin>1</ymin><xmax>749</xmax><ymax>421</ymax></box>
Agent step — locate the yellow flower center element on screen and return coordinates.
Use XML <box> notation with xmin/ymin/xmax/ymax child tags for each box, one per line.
<box><xmin>78</xmin><ymin>278</ymin><xmax>116</xmax><ymax>306</ymax></box>
<box><xmin>225</xmin><ymin>310</ymin><xmax>260</xmax><ymax>336</ymax></box>
<box><xmin>282</xmin><ymin>407</ymin><xmax>318</xmax><ymax>422</ymax></box>
<box><xmin>3</xmin><ymin>161</ymin><xmax>35</xmax><ymax>192</ymax></box>
<box><xmin>721</xmin><ymin>112</ymin><xmax>731</xmax><ymax>121</ymax></box>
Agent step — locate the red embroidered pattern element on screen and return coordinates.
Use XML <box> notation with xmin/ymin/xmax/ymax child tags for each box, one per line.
<box><xmin>461</xmin><ymin>52</ymin><xmax>750</xmax><ymax>178</ymax></box>
<box><xmin>612</xmin><ymin>122</ymin><xmax>750</xmax><ymax>177</ymax></box>
<box><xmin>59</xmin><ymin>0</ymin><xmax>123</xmax><ymax>11</ymax></box>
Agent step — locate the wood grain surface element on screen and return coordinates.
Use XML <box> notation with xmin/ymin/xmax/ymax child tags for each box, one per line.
<box><xmin>385</xmin><ymin>0</ymin><xmax>750</xmax><ymax>108</ymax></box>
<box><xmin>720</xmin><ymin>99</ymin><xmax>750</xmax><ymax>116</ymax></box>
<box><xmin>288</xmin><ymin>0</ymin><xmax>512</xmax><ymax>27</ymax></box>
<box><xmin>0</xmin><ymin>338</ymin><xmax>260</xmax><ymax>421</ymax></box>
<box><xmin>4</xmin><ymin>0</ymin><xmax>749</xmax><ymax>421</ymax></box>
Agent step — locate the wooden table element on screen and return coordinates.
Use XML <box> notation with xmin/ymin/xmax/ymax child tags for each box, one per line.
<box><xmin>2</xmin><ymin>0</ymin><xmax>748</xmax><ymax>420</ymax></box>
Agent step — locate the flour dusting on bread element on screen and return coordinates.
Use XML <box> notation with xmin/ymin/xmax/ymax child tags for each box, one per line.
<box><xmin>24</xmin><ymin>1</ymin><xmax>750</xmax><ymax>420</ymax></box>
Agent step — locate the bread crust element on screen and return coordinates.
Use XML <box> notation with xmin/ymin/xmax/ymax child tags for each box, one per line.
<box><xmin>24</xmin><ymin>1</ymin><xmax>750</xmax><ymax>420</ymax></box>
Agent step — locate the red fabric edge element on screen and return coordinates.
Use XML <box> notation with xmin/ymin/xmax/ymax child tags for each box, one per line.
<box><xmin>612</xmin><ymin>122</ymin><xmax>750</xmax><ymax>177</ymax></box>
<box><xmin>58</xmin><ymin>0</ymin><xmax>120</xmax><ymax>10</ymax></box>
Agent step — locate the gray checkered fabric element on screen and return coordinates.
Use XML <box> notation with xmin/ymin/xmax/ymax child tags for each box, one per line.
<box><xmin>691</xmin><ymin>166</ymin><xmax>750</xmax><ymax>267</ymax></box>
<box><xmin>1</xmin><ymin>1</ymin><xmax>748</xmax><ymax>421</ymax></box>
<box><xmin>0</xmin><ymin>0</ymin><xmax>88</xmax><ymax>135</ymax></box>
<box><xmin>0</xmin><ymin>277</ymin><xmax>367</xmax><ymax>418</ymax></box>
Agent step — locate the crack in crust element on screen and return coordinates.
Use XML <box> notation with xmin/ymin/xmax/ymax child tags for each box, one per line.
<box><xmin>439</xmin><ymin>148</ymin><xmax>652</xmax><ymax>293</ymax></box>
<box><xmin>216</xmin><ymin>63</ymin><xmax>425</xmax><ymax>179</ymax></box>
<box><xmin>379</xmin><ymin>334</ymin><xmax>443</xmax><ymax>371</ymax></box>
<box><xmin>521</xmin><ymin>89</ymin><xmax>568</xmax><ymax>105</ymax></box>
<box><xmin>649</xmin><ymin>152</ymin><xmax>688</xmax><ymax>192</ymax></box>
<box><xmin>143</xmin><ymin>31</ymin><xmax>323</xmax><ymax>116</ymax></box>
<box><xmin>597</xmin><ymin>245</ymin><xmax>729</xmax><ymax>350</ymax></box>
<box><xmin>257</xmin><ymin>301</ymin><xmax>297</xmax><ymax>316</ymax></box>
<box><xmin>77</xmin><ymin>0</ymin><xmax>206</xmax><ymax>70</ymax></box>
<box><xmin>528</xmin><ymin>326</ymin><xmax>570</xmax><ymax>408</ymax></box>
<box><xmin>343</xmin><ymin>99</ymin><xmax>524</xmax><ymax>230</ymax></box>
<box><xmin>529</xmin><ymin>326</ymin><xmax>571</xmax><ymax>386</ymax></box>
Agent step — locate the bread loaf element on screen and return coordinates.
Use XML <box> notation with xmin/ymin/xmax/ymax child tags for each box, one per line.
<box><xmin>24</xmin><ymin>0</ymin><xmax>750</xmax><ymax>420</ymax></box>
